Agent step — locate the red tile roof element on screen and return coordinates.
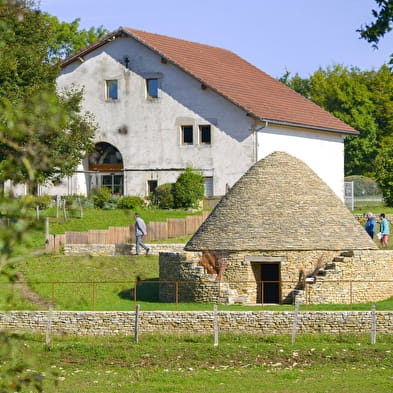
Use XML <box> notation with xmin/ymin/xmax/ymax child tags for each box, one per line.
<box><xmin>62</xmin><ymin>27</ymin><xmax>357</xmax><ymax>135</ymax></box>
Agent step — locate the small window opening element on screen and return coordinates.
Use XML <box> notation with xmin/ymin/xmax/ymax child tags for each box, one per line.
<box><xmin>106</xmin><ymin>80</ymin><xmax>118</xmax><ymax>100</ymax></box>
<box><xmin>181</xmin><ymin>125</ymin><xmax>193</xmax><ymax>144</ymax></box>
<box><xmin>146</xmin><ymin>78</ymin><xmax>158</xmax><ymax>98</ymax></box>
<box><xmin>199</xmin><ymin>125</ymin><xmax>211</xmax><ymax>144</ymax></box>
<box><xmin>148</xmin><ymin>180</ymin><xmax>158</xmax><ymax>194</ymax></box>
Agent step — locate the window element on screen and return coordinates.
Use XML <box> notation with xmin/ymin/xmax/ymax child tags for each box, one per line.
<box><xmin>199</xmin><ymin>125</ymin><xmax>211</xmax><ymax>144</ymax></box>
<box><xmin>106</xmin><ymin>80</ymin><xmax>118</xmax><ymax>100</ymax></box>
<box><xmin>181</xmin><ymin>125</ymin><xmax>193</xmax><ymax>144</ymax></box>
<box><xmin>204</xmin><ymin>177</ymin><xmax>214</xmax><ymax>196</ymax></box>
<box><xmin>146</xmin><ymin>78</ymin><xmax>158</xmax><ymax>98</ymax></box>
<box><xmin>147</xmin><ymin>180</ymin><xmax>158</xmax><ymax>194</ymax></box>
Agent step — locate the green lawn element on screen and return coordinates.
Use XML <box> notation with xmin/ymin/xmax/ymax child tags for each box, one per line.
<box><xmin>3</xmin><ymin>333</ymin><xmax>393</xmax><ymax>393</ymax></box>
<box><xmin>353</xmin><ymin>200</ymin><xmax>393</xmax><ymax>214</ymax></box>
<box><xmin>24</xmin><ymin>206</ymin><xmax>202</xmax><ymax>250</ymax></box>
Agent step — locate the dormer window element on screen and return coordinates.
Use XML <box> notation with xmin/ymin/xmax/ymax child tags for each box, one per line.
<box><xmin>106</xmin><ymin>80</ymin><xmax>118</xmax><ymax>100</ymax></box>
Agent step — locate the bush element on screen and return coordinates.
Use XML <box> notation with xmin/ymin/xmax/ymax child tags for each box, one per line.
<box><xmin>89</xmin><ymin>187</ymin><xmax>112</xmax><ymax>209</ymax></box>
<box><xmin>117</xmin><ymin>195</ymin><xmax>145</xmax><ymax>209</ymax></box>
<box><xmin>173</xmin><ymin>168</ymin><xmax>204</xmax><ymax>209</ymax></box>
<box><xmin>102</xmin><ymin>195</ymin><xmax>120</xmax><ymax>210</ymax></box>
<box><xmin>63</xmin><ymin>194</ymin><xmax>91</xmax><ymax>208</ymax></box>
<box><xmin>20</xmin><ymin>194</ymin><xmax>52</xmax><ymax>209</ymax></box>
<box><xmin>152</xmin><ymin>183</ymin><xmax>175</xmax><ymax>209</ymax></box>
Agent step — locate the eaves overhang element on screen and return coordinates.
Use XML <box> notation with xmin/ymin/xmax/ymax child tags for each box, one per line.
<box><xmin>61</xmin><ymin>29</ymin><xmax>125</xmax><ymax>68</ymax></box>
<box><xmin>252</xmin><ymin>117</ymin><xmax>359</xmax><ymax>136</ymax></box>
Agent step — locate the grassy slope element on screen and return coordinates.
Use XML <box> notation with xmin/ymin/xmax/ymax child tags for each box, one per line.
<box><xmin>7</xmin><ymin>202</ymin><xmax>393</xmax><ymax>310</ymax></box>
<box><xmin>4</xmin><ymin>254</ymin><xmax>393</xmax><ymax>311</ymax></box>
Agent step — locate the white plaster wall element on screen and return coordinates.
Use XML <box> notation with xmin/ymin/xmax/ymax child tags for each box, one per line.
<box><xmin>257</xmin><ymin>125</ymin><xmax>345</xmax><ymax>200</ymax></box>
<box><xmin>47</xmin><ymin>35</ymin><xmax>347</xmax><ymax>200</ymax></box>
<box><xmin>57</xmin><ymin>36</ymin><xmax>255</xmax><ymax>196</ymax></box>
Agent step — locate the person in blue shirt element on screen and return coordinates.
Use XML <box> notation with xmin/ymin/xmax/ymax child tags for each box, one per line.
<box><xmin>364</xmin><ymin>212</ymin><xmax>376</xmax><ymax>239</ymax></box>
<box><xmin>379</xmin><ymin>213</ymin><xmax>390</xmax><ymax>247</ymax></box>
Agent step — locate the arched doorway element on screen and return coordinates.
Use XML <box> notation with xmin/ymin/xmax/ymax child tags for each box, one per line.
<box><xmin>88</xmin><ymin>142</ymin><xmax>124</xmax><ymax>194</ymax></box>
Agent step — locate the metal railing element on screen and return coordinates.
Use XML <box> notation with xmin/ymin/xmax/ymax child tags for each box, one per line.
<box><xmin>2</xmin><ymin>279</ymin><xmax>393</xmax><ymax>311</ymax></box>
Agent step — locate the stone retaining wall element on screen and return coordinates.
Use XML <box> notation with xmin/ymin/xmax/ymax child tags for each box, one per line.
<box><xmin>1</xmin><ymin>310</ymin><xmax>392</xmax><ymax>336</ymax></box>
<box><xmin>64</xmin><ymin>243</ymin><xmax>185</xmax><ymax>256</ymax></box>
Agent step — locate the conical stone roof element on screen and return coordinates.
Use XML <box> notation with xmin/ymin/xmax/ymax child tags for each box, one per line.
<box><xmin>185</xmin><ymin>152</ymin><xmax>377</xmax><ymax>251</ymax></box>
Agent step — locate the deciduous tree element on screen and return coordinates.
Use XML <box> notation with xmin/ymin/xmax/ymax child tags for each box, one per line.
<box><xmin>0</xmin><ymin>0</ymin><xmax>96</xmax><ymax>188</ymax></box>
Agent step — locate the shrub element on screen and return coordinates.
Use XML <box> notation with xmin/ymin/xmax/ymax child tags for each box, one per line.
<box><xmin>152</xmin><ymin>183</ymin><xmax>175</xmax><ymax>209</ymax></box>
<box><xmin>117</xmin><ymin>195</ymin><xmax>145</xmax><ymax>209</ymax></box>
<box><xmin>20</xmin><ymin>194</ymin><xmax>52</xmax><ymax>209</ymax></box>
<box><xmin>89</xmin><ymin>187</ymin><xmax>112</xmax><ymax>209</ymax></box>
<box><xmin>63</xmin><ymin>194</ymin><xmax>91</xmax><ymax>208</ymax></box>
<box><xmin>102</xmin><ymin>195</ymin><xmax>120</xmax><ymax>210</ymax></box>
<box><xmin>173</xmin><ymin>168</ymin><xmax>204</xmax><ymax>209</ymax></box>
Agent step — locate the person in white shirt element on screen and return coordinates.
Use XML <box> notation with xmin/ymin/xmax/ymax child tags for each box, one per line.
<box><xmin>134</xmin><ymin>213</ymin><xmax>150</xmax><ymax>255</ymax></box>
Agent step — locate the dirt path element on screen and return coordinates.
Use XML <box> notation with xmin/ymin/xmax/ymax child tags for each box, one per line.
<box><xmin>14</xmin><ymin>272</ymin><xmax>52</xmax><ymax>309</ymax></box>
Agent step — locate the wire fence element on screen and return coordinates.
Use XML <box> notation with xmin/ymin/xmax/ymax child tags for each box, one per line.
<box><xmin>2</xmin><ymin>279</ymin><xmax>393</xmax><ymax>311</ymax></box>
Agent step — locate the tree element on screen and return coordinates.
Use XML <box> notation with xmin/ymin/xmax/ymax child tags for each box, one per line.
<box><xmin>358</xmin><ymin>0</ymin><xmax>393</xmax><ymax>65</ymax></box>
<box><xmin>375</xmin><ymin>136</ymin><xmax>393</xmax><ymax>205</ymax></box>
<box><xmin>0</xmin><ymin>0</ymin><xmax>96</xmax><ymax>188</ymax></box>
<box><xmin>46</xmin><ymin>15</ymin><xmax>108</xmax><ymax>61</ymax></box>
<box><xmin>358</xmin><ymin>0</ymin><xmax>393</xmax><ymax>48</ymax></box>
<box><xmin>281</xmin><ymin>65</ymin><xmax>379</xmax><ymax>176</ymax></box>
<box><xmin>0</xmin><ymin>1</ymin><xmax>101</xmax><ymax>390</ymax></box>
<box><xmin>173</xmin><ymin>168</ymin><xmax>205</xmax><ymax>209</ymax></box>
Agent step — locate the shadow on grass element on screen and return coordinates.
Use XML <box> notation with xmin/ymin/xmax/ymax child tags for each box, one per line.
<box><xmin>118</xmin><ymin>278</ymin><xmax>159</xmax><ymax>302</ymax></box>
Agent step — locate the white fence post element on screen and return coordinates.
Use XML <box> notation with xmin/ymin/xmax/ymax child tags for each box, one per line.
<box><xmin>213</xmin><ymin>304</ymin><xmax>219</xmax><ymax>347</ymax></box>
<box><xmin>134</xmin><ymin>304</ymin><xmax>140</xmax><ymax>343</ymax></box>
<box><xmin>46</xmin><ymin>304</ymin><xmax>53</xmax><ymax>347</ymax></box>
<box><xmin>371</xmin><ymin>304</ymin><xmax>376</xmax><ymax>345</ymax></box>
<box><xmin>291</xmin><ymin>300</ymin><xmax>300</xmax><ymax>345</ymax></box>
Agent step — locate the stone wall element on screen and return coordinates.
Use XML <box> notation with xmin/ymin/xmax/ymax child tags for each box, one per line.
<box><xmin>159</xmin><ymin>249</ymin><xmax>393</xmax><ymax>304</ymax></box>
<box><xmin>1</xmin><ymin>310</ymin><xmax>392</xmax><ymax>336</ymax></box>
<box><xmin>64</xmin><ymin>243</ymin><xmax>185</xmax><ymax>256</ymax></box>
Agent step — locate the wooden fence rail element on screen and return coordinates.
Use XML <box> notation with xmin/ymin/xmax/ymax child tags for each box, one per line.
<box><xmin>47</xmin><ymin>211</ymin><xmax>210</xmax><ymax>252</ymax></box>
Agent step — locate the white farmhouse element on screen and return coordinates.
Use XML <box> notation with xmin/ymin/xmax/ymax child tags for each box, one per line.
<box><xmin>12</xmin><ymin>27</ymin><xmax>357</xmax><ymax>199</ymax></box>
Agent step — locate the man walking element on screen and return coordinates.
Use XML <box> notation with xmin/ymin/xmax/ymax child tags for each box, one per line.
<box><xmin>134</xmin><ymin>213</ymin><xmax>150</xmax><ymax>255</ymax></box>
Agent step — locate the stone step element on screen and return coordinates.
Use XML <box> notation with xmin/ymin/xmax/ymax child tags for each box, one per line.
<box><xmin>221</xmin><ymin>289</ymin><xmax>237</xmax><ymax>296</ymax></box>
<box><xmin>232</xmin><ymin>295</ymin><xmax>249</xmax><ymax>304</ymax></box>
<box><xmin>340</xmin><ymin>250</ymin><xmax>354</xmax><ymax>257</ymax></box>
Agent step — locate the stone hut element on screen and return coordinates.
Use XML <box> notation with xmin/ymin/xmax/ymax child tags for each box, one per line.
<box><xmin>159</xmin><ymin>152</ymin><xmax>393</xmax><ymax>304</ymax></box>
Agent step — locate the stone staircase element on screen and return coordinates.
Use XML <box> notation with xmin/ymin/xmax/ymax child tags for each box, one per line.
<box><xmin>316</xmin><ymin>250</ymin><xmax>354</xmax><ymax>279</ymax></box>
<box><xmin>297</xmin><ymin>250</ymin><xmax>355</xmax><ymax>304</ymax></box>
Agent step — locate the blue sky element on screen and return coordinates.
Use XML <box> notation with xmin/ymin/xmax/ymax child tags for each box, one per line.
<box><xmin>39</xmin><ymin>0</ymin><xmax>393</xmax><ymax>78</ymax></box>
